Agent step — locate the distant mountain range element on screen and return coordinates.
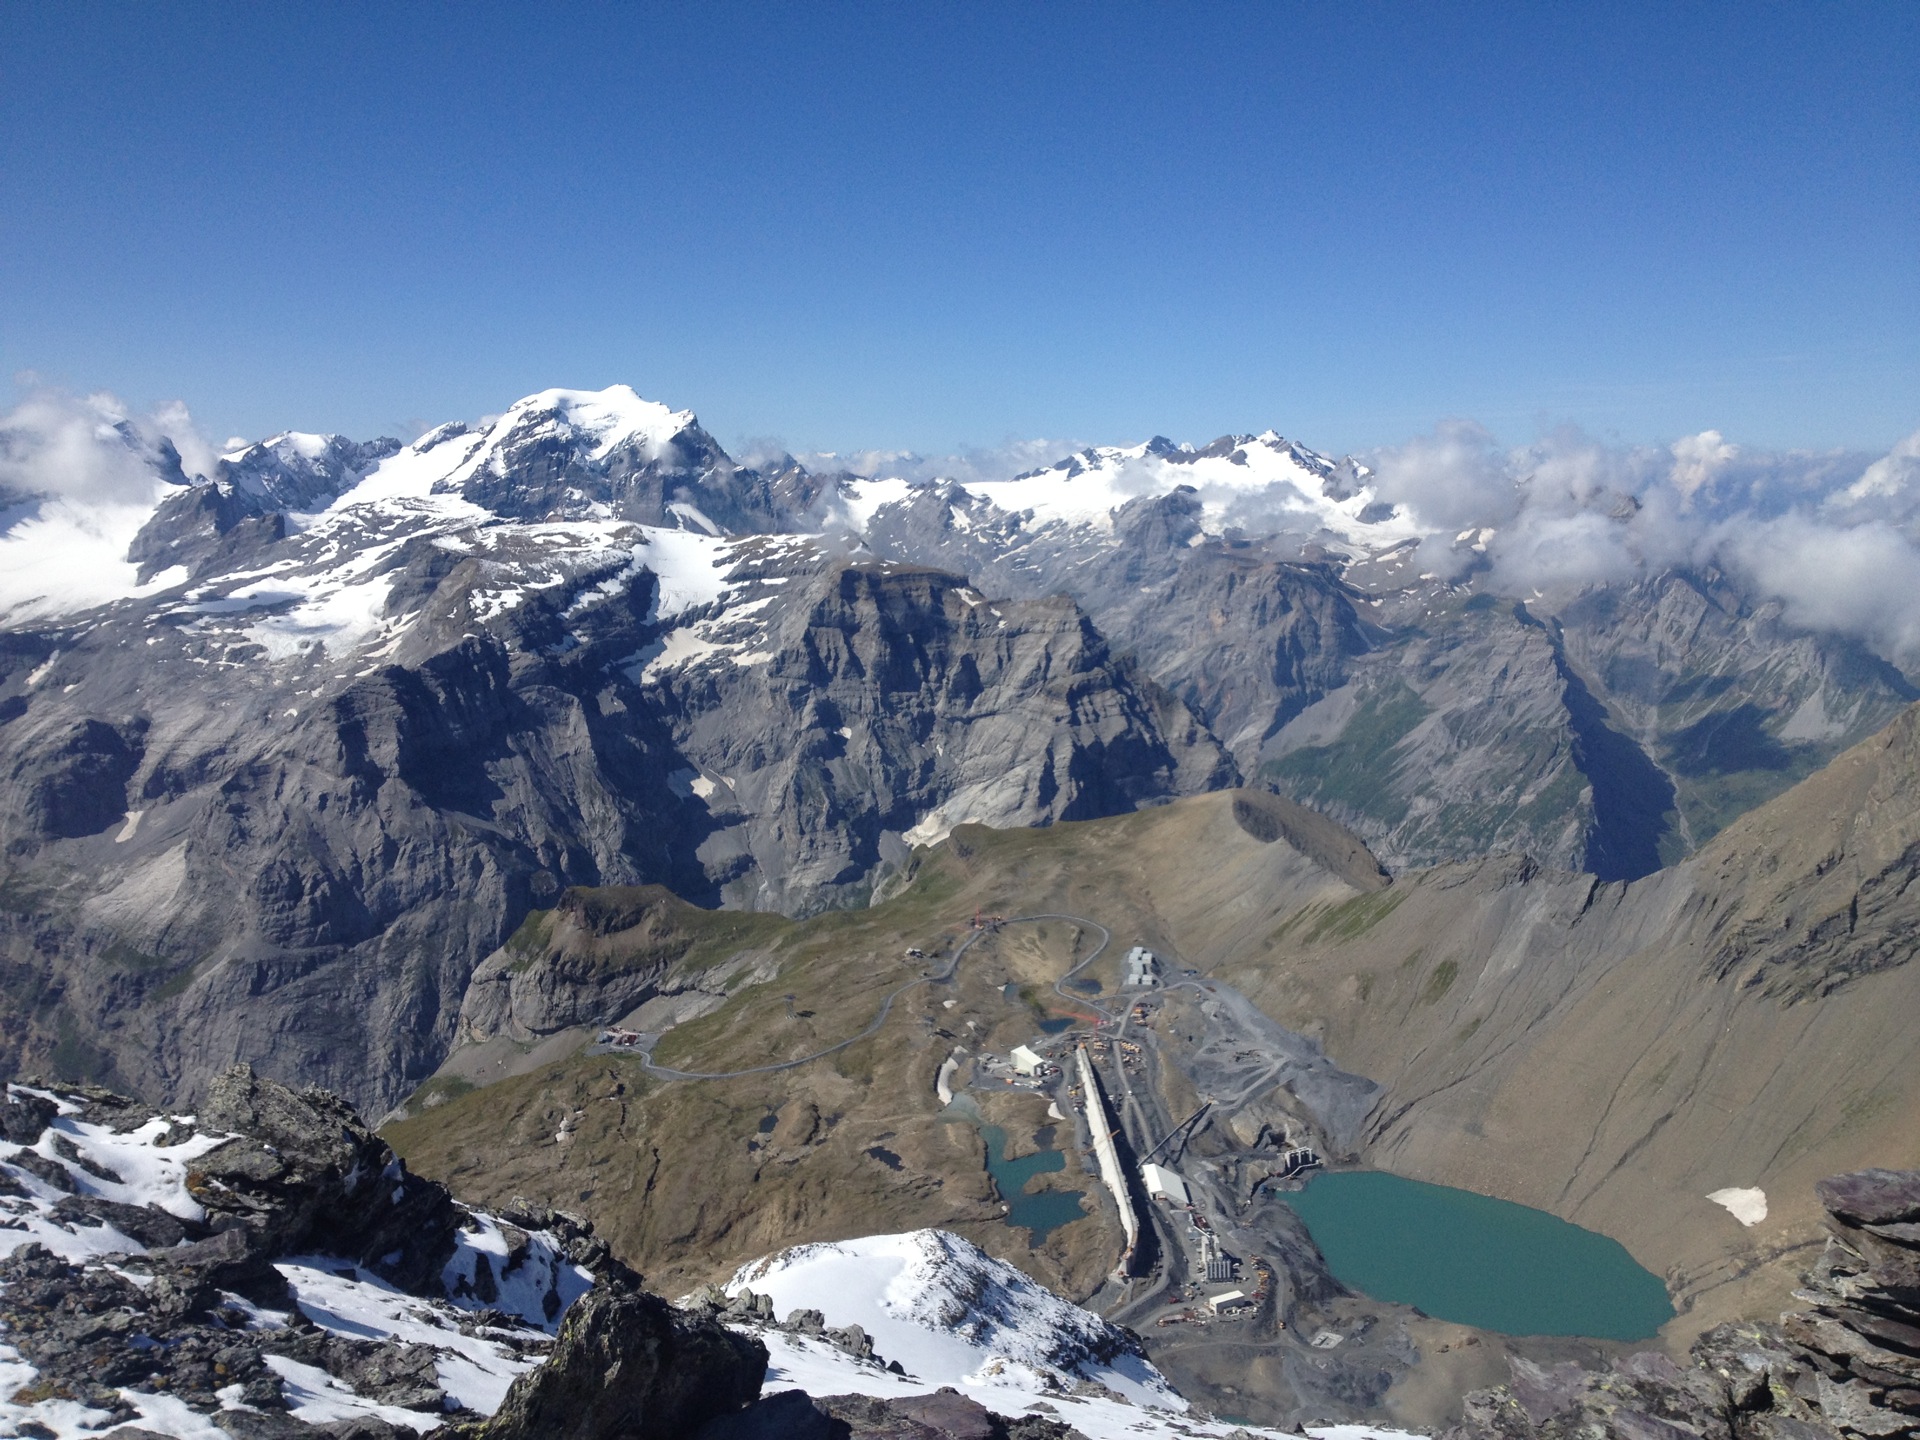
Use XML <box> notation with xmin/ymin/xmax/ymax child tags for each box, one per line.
<box><xmin>0</xmin><ymin>385</ymin><xmax>1910</xmax><ymax>1111</ymax></box>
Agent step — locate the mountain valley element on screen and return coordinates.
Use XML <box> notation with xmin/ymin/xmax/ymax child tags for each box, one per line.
<box><xmin>0</xmin><ymin>384</ymin><xmax>1915</xmax><ymax>1435</ymax></box>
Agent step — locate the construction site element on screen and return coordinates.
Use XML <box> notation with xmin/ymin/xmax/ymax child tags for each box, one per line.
<box><xmin>917</xmin><ymin>914</ymin><xmax>1374</xmax><ymax>1370</ymax></box>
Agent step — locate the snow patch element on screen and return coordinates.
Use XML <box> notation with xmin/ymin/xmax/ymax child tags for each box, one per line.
<box><xmin>1707</xmin><ymin>1187</ymin><xmax>1768</xmax><ymax>1226</ymax></box>
<box><xmin>264</xmin><ymin>1354</ymin><xmax>440</xmax><ymax>1433</ymax></box>
<box><xmin>0</xmin><ymin>1106</ymin><xmax>233</xmax><ymax>1228</ymax></box>
<box><xmin>727</xmin><ymin>1229</ymin><xmax>1179</xmax><ymax>1411</ymax></box>
<box><xmin>834</xmin><ymin>476</ymin><xmax>914</xmax><ymax>532</ymax></box>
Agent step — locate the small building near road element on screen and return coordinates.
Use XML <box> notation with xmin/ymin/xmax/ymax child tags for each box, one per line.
<box><xmin>1123</xmin><ymin>946</ymin><xmax>1159</xmax><ymax>987</ymax></box>
<box><xmin>1208</xmin><ymin>1290</ymin><xmax>1252</xmax><ymax>1314</ymax></box>
<box><xmin>1010</xmin><ymin>1044</ymin><xmax>1045</xmax><ymax>1076</ymax></box>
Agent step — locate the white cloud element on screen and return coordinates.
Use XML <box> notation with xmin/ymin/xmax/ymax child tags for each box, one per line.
<box><xmin>1717</xmin><ymin>513</ymin><xmax>1920</xmax><ymax>671</ymax></box>
<box><xmin>0</xmin><ymin>387</ymin><xmax>216</xmax><ymax>622</ymax></box>
<box><xmin>1670</xmin><ymin>429</ymin><xmax>1738</xmax><ymax>498</ymax></box>
<box><xmin>0</xmin><ymin>386</ymin><xmax>217</xmax><ymax>506</ymax></box>
<box><xmin>1354</xmin><ymin>421</ymin><xmax>1920</xmax><ymax>671</ymax></box>
<box><xmin>1844</xmin><ymin>429</ymin><xmax>1920</xmax><ymax>504</ymax></box>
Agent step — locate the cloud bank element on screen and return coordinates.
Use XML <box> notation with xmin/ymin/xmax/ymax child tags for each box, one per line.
<box><xmin>0</xmin><ymin>387</ymin><xmax>218</xmax><ymax>622</ymax></box>
<box><xmin>1361</xmin><ymin>421</ymin><xmax>1920</xmax><ymax>672</ymax></box>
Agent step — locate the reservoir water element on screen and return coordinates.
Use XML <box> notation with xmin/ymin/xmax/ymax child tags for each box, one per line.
<box><xmin>942</xmin><ymin>1096</ymin><xmax>1084</xmax><ymax>1244</ymax></box>
<box><xmin>1282</xmin><ymin>1171</ymin><xmax>1673</xmax><ymax>1340</ymax></box>
<box><xmin>978</xmin><ymin>1122</ymin><xmax>1084</xmax><ymax>1243</ymax></box>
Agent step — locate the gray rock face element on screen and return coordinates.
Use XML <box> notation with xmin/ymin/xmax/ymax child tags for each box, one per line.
<box><xmin>446</xmin><ymin>1286</ymin><xmax>766</xmax><ymax>1440</ymax></box>
<box><xmin>656</xmin><ymin>561</ymin><xmax>1232</xmax><ymax>911</ymax></box>
<box><xmin>1816</xmin><ymin>1170</ymin><xmax>1920</xmax><ymax>1230</ymax></box>
<box><xmin>191</xmin><ymin>1064</ymin><xmax>461</xmax><ymax>1292</ymax></box>
<box><xmin>0</xmin><ymin>1070</ymin><xmax>769</xmax><ymax>1440</ymax></box>
<box><xmin>698</xmin><ymin>1387</ymin><xmax>1090</xmax><ymax>1440</ymax></box>
<box><xmin>0</xmin><ymin>401</ymin><xmax>1224</xmax><ymax>1111</ymax></box>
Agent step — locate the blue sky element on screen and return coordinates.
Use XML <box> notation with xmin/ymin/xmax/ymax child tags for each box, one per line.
<box><xmin>2</xmin><ymin>2</ymin><xmax>1914</xmax><ymax>457</ymax></box>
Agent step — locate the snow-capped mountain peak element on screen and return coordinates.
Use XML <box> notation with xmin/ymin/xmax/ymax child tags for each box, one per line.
<box><xmin>494</xmin><ymin>385</ymin><xmax>698</xmax><ymax>464</ymax></box>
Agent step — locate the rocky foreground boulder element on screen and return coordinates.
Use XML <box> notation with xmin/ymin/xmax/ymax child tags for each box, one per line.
<box><xmin>1446</xmin><ymin>1168</ymin><xmax>1920</xmax><ymax>1440</ymax></box>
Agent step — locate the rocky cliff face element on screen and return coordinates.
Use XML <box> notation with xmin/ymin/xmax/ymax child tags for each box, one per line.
<box><xmin>654</xmin><ymin>560</ymin><xmax>1231</xmax><ymax>911</ymax></box>
<box><xmin>0</xmin><ymin>385</ymin><xmax>1910</xmax><ymax>1118</ymax></box>
<box><xmin>0</xmin><ymin>393</ymin><xmax>1226</xmax><ymax>1113</ymax></box>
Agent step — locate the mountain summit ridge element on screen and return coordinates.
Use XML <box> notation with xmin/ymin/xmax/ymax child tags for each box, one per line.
<box><xmin>0</xmin><ymin>383</ymin><xmax>1909</xmax><ymax>1115</ymax></box>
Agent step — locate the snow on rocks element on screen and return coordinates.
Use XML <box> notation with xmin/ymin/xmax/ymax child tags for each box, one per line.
<box><xmin>723</xmin><ymin>1230</ymin><xmax>1178</xmax><ymax>1422</ymax></box>
<box><xmin>0</xmin><ymin>1076</ymin><xmax>605</xmax><ymax>1438</ymax></box>
<box><xmin>717</xmin><ymin>1228</ymin><xmax>1430</xmax><ymax>1440</ymax></box>
<box><xmin>716</xmin><ymin>1228</ymin><xmax>1416</xmax><ymax>1440</ymax></box>
<box><xmin>840</xmin><ymin>433</ymin><xmax>1423</xmax><ymax>556</ymax></box>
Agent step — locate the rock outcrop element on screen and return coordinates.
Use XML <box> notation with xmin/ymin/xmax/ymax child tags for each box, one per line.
<box><xmin>0</xmin><ymin>1068</ymin><xmax>769</xmax><ymax>1438</ymax></box>
<box><xmin>700</xmin><ymin>1387</ymin><xmax>1088</xmax><ymax>1440</ymax></box>
<box><xmin>445</xmin><ymin>1286</ymin><xmax>766</xmax><ymax>1440</ymax></box>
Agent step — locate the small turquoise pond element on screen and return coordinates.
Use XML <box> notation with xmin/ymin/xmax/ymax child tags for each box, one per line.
<box><xmin>978</xmin><ymin>1122</ymin><xmax>1084</xmax><ymax>1243</ymax></box>
<box><xmin>1282</xmin><ymin>1171</ymin><xmax>1673</xmax><ymax>1340</ymax></box>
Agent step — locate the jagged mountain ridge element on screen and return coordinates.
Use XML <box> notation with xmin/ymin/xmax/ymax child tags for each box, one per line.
<box><xmin>0</xmin><ymin>389</ymin><xmax>1224</xmax><ymax>1112</ymax></box>
<box><xmin>0</xmin><ymin>383</ymin><xmax>1908</xmax><ymax>1115</ymax></box>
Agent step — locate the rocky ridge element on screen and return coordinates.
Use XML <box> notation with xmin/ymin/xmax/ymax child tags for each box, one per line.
<box><xmin>0</xmin><ymin>1067</ymin><xmax>768</xmax><ymax>1438</ymax></box>
<box><xmin>0</xmin><ymin>382</ymin><xmax>1910</xmax><ymax>1121</ymax></box>
<box><xmin>0</xmin><ymin>1070</ymin><xmax>1337</xmax><ymax>1440</ymax></box>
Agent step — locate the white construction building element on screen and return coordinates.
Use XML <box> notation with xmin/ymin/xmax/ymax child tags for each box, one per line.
<box><xmin>1208</xmin><ymin>1290</ymin><xmax>1252</xmax><ymax>1314</ymax></box>
<box><xmin>1140</xmin><ymin>1162</ymin><xmax>1190</xmax><ymax>1206</ymax></box>
<box><xmin>1123</xmin><ymin>946</ymin><xmax>1158</xmax><ymax>987</ymax></box>
<box><xmin>1009</xmin><ymin>1044</ymin><xmax>1044</xmax><ymax>1076</ymax></box>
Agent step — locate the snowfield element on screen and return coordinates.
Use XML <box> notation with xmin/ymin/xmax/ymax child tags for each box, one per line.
<box><xmin>842</xmin><ymin>433</ymin><xmax>1428</xmax><ymax>554</ymax></box>
<box><xmin>724</xmin><ymin>1228</ymin><xmax>1424</xmax><ymax>1440</ymax></box>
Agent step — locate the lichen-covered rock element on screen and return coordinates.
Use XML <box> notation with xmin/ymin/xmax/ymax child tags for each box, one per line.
<box><xmin>1816</xmin><ymin>1170</ymin><xmax>1920</xmax><ymax>1230</ymax></box>
<box><xmin>190</xmin><ymin>1064</ymin><xmax>459</xmax><ymax>1291</ymax></box>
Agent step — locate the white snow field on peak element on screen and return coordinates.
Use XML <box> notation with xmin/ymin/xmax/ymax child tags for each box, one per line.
<box><xmin>0</xmin><ymin>378</ymin><xmax>1424</xmax><ymax>641</ymax></box>
<box><xmin>834</xmin><ymin>430</ymin><xmax>1426</xmax><ymax>553</ymax></box>
<box><xmin>308</xmin><ymin>383</ymin><xmax>698</xmax><ymax>521</ymax></box>
<box><xmin>721</xmin><ymin>1228</ymin><xmax>1425</xmax><ymax>1440</ymax></box>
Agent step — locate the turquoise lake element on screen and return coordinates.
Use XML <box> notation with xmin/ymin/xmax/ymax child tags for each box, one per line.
<box><xmin>1282</xmin><ymin>1171</ymin><xmax>1673</xmax><ymax>1340</ymax></box>
<box><xmin>978</xmin><ymin>1122</ymin><xmax>1084</xmax><ymax>1242</ymax></box>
